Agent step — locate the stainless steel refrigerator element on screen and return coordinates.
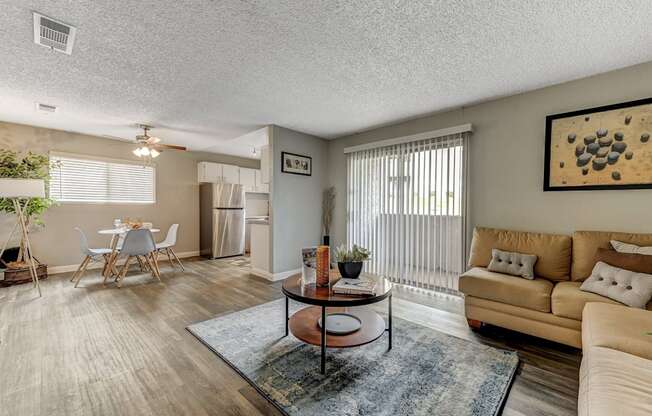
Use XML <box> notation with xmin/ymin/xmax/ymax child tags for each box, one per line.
<box><xmin>200</xmin><ymin>183</ymin><xmax>245</xmax><ymax>258</ymax></box>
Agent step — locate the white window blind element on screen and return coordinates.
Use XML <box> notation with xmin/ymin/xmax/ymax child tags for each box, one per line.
<box><xmin>49</xmin><ymin>153</ymin><xmax>156</xmax><ymax>203</ymax></box>
<box><xmin>346</xmin><ymin>132</ymin><xmax>470</xmax><ymax>292</ymax></box>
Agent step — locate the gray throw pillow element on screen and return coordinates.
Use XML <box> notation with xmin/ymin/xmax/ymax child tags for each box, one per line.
<box><xmin>487</xmin><ymin>249</ymin><xmax>537</xmax><ymax>279</ymax></box>
<box><xmin>580</xmin><ymin>261</ymin><xmax>652</xmax><ymax>309</ymax></box>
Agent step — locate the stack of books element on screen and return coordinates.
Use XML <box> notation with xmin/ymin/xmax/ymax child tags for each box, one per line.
<box><xmin>332</xmin><ymin>276</ymin><xmax>377</xmax><ymax>296</ymax></box>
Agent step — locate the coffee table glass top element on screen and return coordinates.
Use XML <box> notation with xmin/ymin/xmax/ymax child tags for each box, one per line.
<box><xmin>282</xmin><ymin>272</ymin><xmax>392</xmax><ymax>307</ymax></box>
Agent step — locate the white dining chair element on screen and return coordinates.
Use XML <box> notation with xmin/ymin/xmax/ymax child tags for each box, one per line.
<box><xmin>113</xmin><ymin>228</ymin><xmax>160</xmax><ymax>287</ymax></box>
<box><xmin>71</xmin><ymin>228</ymin><xmax>113</xmax><ymax>288</ymax></box>
<box><xmin>156</xmin><ymin>224</ymin><xmax>184</xmax><ymax>271</ymax></box>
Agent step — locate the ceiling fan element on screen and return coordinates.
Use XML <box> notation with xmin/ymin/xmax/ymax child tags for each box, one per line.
<box><xmin>132</xmin><ymin>124</ymin><xmax>187</xmax><ymax>158</ymax></box>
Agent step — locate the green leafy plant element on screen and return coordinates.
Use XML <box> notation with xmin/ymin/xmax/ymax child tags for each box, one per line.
<box><xmin>0</xmin><ymin>149</ymin><xmax>56</xmax><ymax>227</ymax></box>
<box><xmin>334</xmin><ymin>244</ymin><xmax>371</xmax><ymax>263</ymax></box>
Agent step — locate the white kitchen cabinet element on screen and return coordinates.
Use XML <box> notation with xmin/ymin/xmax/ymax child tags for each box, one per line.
<box><xmin>222</xmin><ymin>164</ymin><xmax>240</xmax><ymax>184</ymax></box>
<box><xmin>250</xmin><ymin>223</ymin><xmax>270</xmax><ymax>275</ymax></box>
<box><xmin>260</xmin><ymin>145</ymin><xmax>271</xmax><ymax>184</ymax></box>
<box><xmin>239</xmin><ymin>168</ymin><xmax>256</xmax><ymax>192</ymax></box>
<box><xmin>198</xmin><ymin>162</ymin><xmax>222</xmax><ymax>183</ymax></box>
<box><xmin>254</xmin><ymin>170</ymin><xmax>269</xmax><ymax>193</ymax></box>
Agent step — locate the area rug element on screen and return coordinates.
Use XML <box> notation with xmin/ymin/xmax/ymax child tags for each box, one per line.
<box><xmin>187</xmin><ymin>299</ymin><xmax>518</xmax><ymax>416</ymax></box>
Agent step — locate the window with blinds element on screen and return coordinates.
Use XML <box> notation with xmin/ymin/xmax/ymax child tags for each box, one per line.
<box><xmin>49</xmin><ymin>153</ymin><xmax>156</xmax><ymax>203</ymax></box>
<box><xmin>346</xmin><ymin>132</ymin><xmax>469</xmax><ymax>292</ymax></box>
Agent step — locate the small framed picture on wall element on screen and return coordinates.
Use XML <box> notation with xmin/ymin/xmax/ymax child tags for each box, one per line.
<box><xmin>281</xmin><ymin>152</ymin><xmax>312</xmax><ymax>176</ymax></box>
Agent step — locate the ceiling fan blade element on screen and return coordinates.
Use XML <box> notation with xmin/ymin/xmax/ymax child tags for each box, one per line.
<box><xmin>146</xmin><ymin>136</ymin><xmax>161</xmax><ymax>144</ymax></box>
<box><xmin>152</xmin><ymin>144</ymin><xmax>187</xmax><ymax>151</ymax></box>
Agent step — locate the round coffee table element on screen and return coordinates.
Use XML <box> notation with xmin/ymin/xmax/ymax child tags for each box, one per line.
<box><xmin>282</xmin><ymin>273</ymin><xmax>393</xmax><ymax>374</ymax></box>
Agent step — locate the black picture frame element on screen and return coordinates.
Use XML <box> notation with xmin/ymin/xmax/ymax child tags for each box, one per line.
<box><xmin>281</xmin><ymin>151</ymin><xmax>312</xmax><ymax>176</ymax></box>
<box><xmin>544</xmin><ymin>97</ymin><xmax>652</xmax><ymax>191</ymax></box>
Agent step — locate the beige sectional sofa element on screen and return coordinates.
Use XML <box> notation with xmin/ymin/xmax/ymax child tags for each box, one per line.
<box><xmin>459</xmin><ymin>227</ymin><xmax>652</xmax><ymax>415</ymax></box>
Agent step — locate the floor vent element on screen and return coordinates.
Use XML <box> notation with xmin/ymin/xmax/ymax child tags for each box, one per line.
<box><xmin>33</xmin><ymin>12</ymin><xmax>76</xmax><ymax>55</ymax></box>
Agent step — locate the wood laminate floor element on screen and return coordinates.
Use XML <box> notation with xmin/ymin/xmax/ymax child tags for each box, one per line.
<box><xmin>0</xmin><ymin>257</ymin><xmax>581</xmax><ymax>416</ymax></box>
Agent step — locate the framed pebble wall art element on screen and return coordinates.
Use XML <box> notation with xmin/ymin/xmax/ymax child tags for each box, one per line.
<box><xmin>544</xmin><ymin>97</ymin><xmax>652</xmax><ymax>191</ymax></box>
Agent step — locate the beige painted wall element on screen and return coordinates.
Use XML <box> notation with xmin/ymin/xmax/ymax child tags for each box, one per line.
<box><xmin>328</xmin><ymin>61</ymin><xmax>652</xmax><ymax>250</ymax></box>
<box><xmin>0</xmin><ymin>121</ymin><xmax>259</xmax><ymax>267</ymax></box>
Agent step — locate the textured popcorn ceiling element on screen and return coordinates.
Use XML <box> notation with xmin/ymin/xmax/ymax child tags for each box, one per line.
<box><xmin>2</xmin><ymin>1</ymin><xmax>652</xmax><ymax>158</ymax></box>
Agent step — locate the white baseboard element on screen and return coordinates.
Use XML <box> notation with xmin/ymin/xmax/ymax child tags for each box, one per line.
<box><xmin>250</xmin><ymin>267</ymin><xmax>300</xmax><ymax>282</ymax></box>
<box><xmin>48</xmin><ymin>251</ymin><xmax>200</xmax><ymax>275</ymax></box>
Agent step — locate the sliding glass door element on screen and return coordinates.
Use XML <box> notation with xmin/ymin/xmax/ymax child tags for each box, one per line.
<box><xmin>346</xmin><ymin>132</ymin><xmax>469</xmax><ymax>292</ymax></box>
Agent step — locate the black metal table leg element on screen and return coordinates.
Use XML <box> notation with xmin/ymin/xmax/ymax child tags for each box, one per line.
<box><xmin>321</xmin><ymin>306</ymin><xmax>326</xmax><ymax>374</ymax></box>
<box><xmin>285</xmin><ymin>296</ymin><xmax>289</xmax><ymax>337</ymax></box>
<box><xmin>388</xmin><ymin>294</ymin><xmax>392</xmax><ymax>351</ymax></box>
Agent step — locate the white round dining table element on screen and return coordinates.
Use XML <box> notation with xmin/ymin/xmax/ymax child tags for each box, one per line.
<box><xmin>98</xmin><ymin>227</ymin><xmax>160</xmax><ymax>235</ymax></box>
<box><xmin>98</xmin><ymin>227</ymin><xmax>161</xmax><ymax>277</ymax></box>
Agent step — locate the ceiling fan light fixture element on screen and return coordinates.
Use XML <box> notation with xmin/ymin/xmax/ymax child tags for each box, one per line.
<box><xmin>133</xmin><ymin>148</ymin><xmax>142</xmax><ymax>157</ymax></box>
<box><xmin>150</xmin><ymin>148</ymin><xmax>160</xmax><ymax>158</ymax></box>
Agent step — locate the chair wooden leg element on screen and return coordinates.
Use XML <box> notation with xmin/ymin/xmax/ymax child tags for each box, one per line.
<box><xmin>70</xmin><ymin>256</ymin><xmax>90</xmax><ymax>282</ymax></box>
<box><xmin>165</xmin><ymin>248</ymin><xmax>174</xmax><ymax>268</ymax></box>
<box><xmin>145</xmin><ymin>254</ymin><xmax>161</xmax><ymax>282</ymax></box>
<box><xmin>104</xmin><ymin>255</ymin><xmax>117</xmax><ymax>284</ymax></box>
<box><xmin>169</xmin><ymin>248</ymin><xmax>184</xmax><ymax>271</ymax></box>
<box><xmin>151</xmin><ymin>253</ymin><xmax>161</xmax><ymax>279</ymax></box>
<box><xmin>110</xmin><ymin>254</ymin><xmax>120</xmax><ymax>276</ymax></box>
<box><xmin>74</xmin><ymin>256</ymin><xmax>92</xmax><ymax>288</ymax></box>
<box><xmin>100</xmin><ymin>254</ymin><xmax>108</xmax><ymax>276</ymax></box>
<box><xmin>117</xmin><ymin>256</ymin><xmax>132</xmax><ymax>288</ymax></box>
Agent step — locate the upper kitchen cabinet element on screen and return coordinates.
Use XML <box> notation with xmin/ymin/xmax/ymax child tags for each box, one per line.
<box><xmin>198</xmin><ymin>161</ymin><xmax>222</xmax><ymax>183</ymax></box>
<box><xmin>254</xmin><ymin>170</ymin><xmax>269</xmax><ymax>193</ymax></box>
<box><xmin>197</xmin><ymin>162</ymin><xmax>268</xmax><ymax>192</ymax></box>
<box><xmin>198</xmin><ymin>162</ymin><xmax>239</xmax><ymax>183</ymax></box>
<box><xmin>239</xmin><ymin>167</ymin><xmax>256</xmax><ymax>192</ymax></box>
<box><xmin>260</xmin><ymin>145</ymin><xmax>271</xmax><ymax>184</ymax></box>
<box><xmin>222</xmin><ymin>164</ymin><xmax>240</xmax><ymax>184</ymax></box>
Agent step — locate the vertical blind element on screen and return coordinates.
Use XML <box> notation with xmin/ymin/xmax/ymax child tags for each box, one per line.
<box><xmin>346</xmin><ymin>132</ymin><xmax>470</xmax><ymax>292</ymax></box>
<box><xmin>50</xmin><ymin>153</ymin><xmax>156</xmax><ymax>203</ymax></box>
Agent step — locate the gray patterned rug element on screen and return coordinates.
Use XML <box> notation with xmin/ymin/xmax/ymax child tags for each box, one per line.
<box><xmin>187</xmin><ymin>299</ymin><xmax>518</xmax><ymax>416</ymax></box>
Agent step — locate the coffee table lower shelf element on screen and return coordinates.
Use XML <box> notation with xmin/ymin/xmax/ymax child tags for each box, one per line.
<box><xmin>289</xmin><ymin>307</ymin><xmax>385</xmax><ymax>348</ymax></box>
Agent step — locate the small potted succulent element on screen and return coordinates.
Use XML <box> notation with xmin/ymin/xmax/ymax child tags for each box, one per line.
<box><xmin>334</xmin><ymin>244</ymin><xmax>371</xmax><ymax>279</ymax></box>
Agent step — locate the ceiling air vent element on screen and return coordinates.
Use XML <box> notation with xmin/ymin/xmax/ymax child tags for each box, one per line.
<box><xmin>33</xmin><ymin>12</ymin><xmax>76</xmax><ymax>55</ymax></box>
<box><xmin>35</xmin><ymin>102</ymin><xmax>57</xmax><ymax>114</ymax></box>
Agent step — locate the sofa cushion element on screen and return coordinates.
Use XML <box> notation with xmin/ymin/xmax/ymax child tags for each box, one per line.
<box><xmin>459</xmin><ymin>267</ymin><xmax>553</xmax><ymax>312</ymax></box>
<box><xmin>594</xmin><ymin>247</ymin><xmax>652</xmax><ymax>274</ymax></box>
<box><xmin>571</xmin><ymin>230</ymin><xmax>652</xmax><ymax>281</ymax></box>
<box><xmin>468</xmin><ymin>227</ymin><xmax>571</xmax><ymax>281</ymax></box>
<box><xmin>551</xmin><ymin>281</ymin><xmax>621</xmax><ymax>321</ymax></box>
<box><xmin>580</xmin><ymin>262</ymin><xmax>652</xmax><ymax>309</ymax></box>
<box><xmin>487</xmin><ymin>248</ymin><xmax>537</xmax><ymax>279</ymax></box>
<box><xmin>578</xmin><ymin>346</ymin><xmax>652</xmax><ymax>416</ymax></box>
<box><xmin>582</xmin><ymin>302</ymin><xmax>652</xmax><ymax>360</ymax></box>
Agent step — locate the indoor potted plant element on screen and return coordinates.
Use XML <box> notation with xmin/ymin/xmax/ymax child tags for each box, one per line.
<box><xmin>0</xmin><ymin>150</ymin><xmax>56</xmax><ymax>284</ymax></box>
<box><xmin>334</xmin><ymin>244</ymin><xmax>371</xmax><ymax>278</ymax></box>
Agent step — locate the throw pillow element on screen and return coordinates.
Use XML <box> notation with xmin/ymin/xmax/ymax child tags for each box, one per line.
<box><xmin>487</xmin><ymin>249</ymin><xmax>537</xmax><ymax>279</ymax></box>
<box><xmin>594</xmin><ymin>248</ymin><xmax>652</xmax><ymax>275</ymax></box>
<box><xmin>611</xmin><ymin>240</ymin><xmax>652</xmax><ymax>256</ymax></box>
<box><xmin>580</xmin><ymin>261</ymin><xmax>652</xmax><ymax>309</ymax></box>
